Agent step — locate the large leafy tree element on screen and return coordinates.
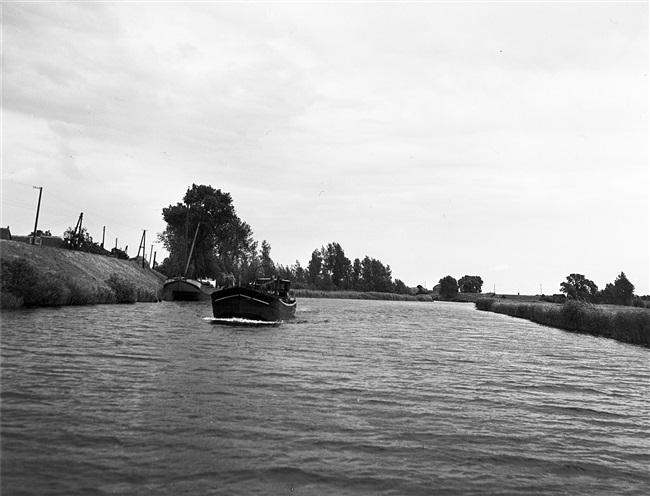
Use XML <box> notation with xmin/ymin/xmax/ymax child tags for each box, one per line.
<box><xmin>158</xmin><ymin>184</ymin><xmax>256</xmax><ymax>279</ymax></box>
<box><xmin>459</xmin><ymin>275</ymin><xmax>483</xmax><ymax>293</ymax></box>
<box><xmin>559</xmin><ymin>273</ymin><xmax>598</xmax><ymax>301</ymax></box>
<box><xmin>439</xmin><ymin>275</ymin><xmax>459</xmax><ymax>299</ymax></box>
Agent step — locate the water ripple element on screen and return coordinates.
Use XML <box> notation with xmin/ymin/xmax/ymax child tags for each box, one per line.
<box><xmin>2</xmin><ymin>300</ymin><xmax>649</xmax><ymax>495</ymax></box>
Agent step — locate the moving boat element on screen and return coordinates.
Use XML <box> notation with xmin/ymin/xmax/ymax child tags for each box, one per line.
<box><xmin>211</xmin><ymin>277</ymin><xmax>297</xmax><ymax>322</ymax></box>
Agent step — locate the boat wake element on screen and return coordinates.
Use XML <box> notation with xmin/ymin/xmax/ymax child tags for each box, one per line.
<box><xmin>203</xmin><ymin>317</ymin><xmax>283</xmax><ymax>327</ymax></box>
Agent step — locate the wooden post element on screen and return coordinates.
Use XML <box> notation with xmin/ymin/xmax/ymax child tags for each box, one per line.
<box><xmin>31</xmin><ymin>186</ymin><xmax>43</xmax><ymax>245</ymax></box>
<box><xmin>136</xmin><ymin>230</ymin><xmax>147</xmax><ymax>268</ymax></box>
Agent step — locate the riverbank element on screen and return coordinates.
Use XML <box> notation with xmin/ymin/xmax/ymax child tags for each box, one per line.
<box><xmin>475</xmin><ymin>297</ymin><xmax>650</xmax><ymax>347</ymax></box>
<box><xmin>0</xmin><ymin>240</ymin><xmax>166</xmax><ymax>308</ymax></box>
<box><xmin>294</xmin><ymin>289</ymin><xmax>434</xmax><ymax>301</ymax></box>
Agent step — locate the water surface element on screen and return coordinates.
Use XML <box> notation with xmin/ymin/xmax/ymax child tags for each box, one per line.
<box><xmin>2</xmin><ymin>299</ymin><xmax>648</xmax><ymax>495</ymax></box>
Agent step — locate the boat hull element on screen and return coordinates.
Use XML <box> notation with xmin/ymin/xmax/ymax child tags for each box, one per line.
<box><xmin>211</xmin><ymin>286</ymin><xmax>296</xmax><ymax>322</ymax></box>
<box><xmin>162</xmin><ymin>277</ymin><xmax>214</xmax><ymax>301</ymax></box>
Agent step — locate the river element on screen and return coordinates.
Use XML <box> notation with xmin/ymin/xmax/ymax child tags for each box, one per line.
<box><xmin>1</xmin><ymin>299</ymin><xmax>648</xmax><ymax>495</ymax></box>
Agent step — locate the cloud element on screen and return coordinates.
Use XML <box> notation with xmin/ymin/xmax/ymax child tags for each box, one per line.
<box><xmin>2</xmin><ymin>1</ymin><xmax>647</xmax><ymax>293</ymax></box>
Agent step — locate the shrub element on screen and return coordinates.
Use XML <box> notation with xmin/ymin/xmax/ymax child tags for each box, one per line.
<box><xmin>1</xmin><ymin>259</ymin><xmax>38</xmax><ymax>299</ymax></box>
<box><xmin>541</xmin><ymin>294</ymin><xmax>566</xmax><ymax>303</ymax></box>
<box><xmin>135</xmin><ymin>286</ymin><xmax>160</xmax><ymax>302</ymax></box>
<box><xmin>0</xmin><ymin>292</ymin><xmax>23</xmax><ymax>308</ymax></box>
<box><xmin>106</xmin><ymin>274</ymin><xmax>137</xmax><ymax>303</ymax></box>
<box><xmin>0</xmin><ymin>259</ymin><xmax>68</xmax><ymax>306</ymax></box>
<box><xmin>475</xmin><ymin>298</ymin><xmax>496</xmax><ymax>311</ymax></box>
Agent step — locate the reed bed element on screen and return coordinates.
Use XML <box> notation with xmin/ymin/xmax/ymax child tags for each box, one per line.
<box><xmin>476</xmin><ymin>298</ymin><xmax>650</xmax><ymax>347</ymax></box>
<box><xmin>294</xmin><ymin>289</ymin><xmax>434</xmax><ymax>302</ymax></box>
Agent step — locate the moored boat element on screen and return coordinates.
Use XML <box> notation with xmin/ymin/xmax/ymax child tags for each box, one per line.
<box><xmin>162</xmin><ymin>276</ymin><xmax>215</xmax><ymax>301</ymax></box>
<box><xmin>161</xmin><ymin>221</ymin><xmax>216</xmax><ymax>302</ymax></box>
<box><xmin>211</xmin><ymin>277</ymin><xmax>296</xmax><ymax>322</ymax></box>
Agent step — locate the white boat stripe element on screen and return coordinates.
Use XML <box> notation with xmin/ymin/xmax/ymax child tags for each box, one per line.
<box><xmin>213</xmin><ymin>294</ymin><xmax>270</xmax><ymax>306</ymax></box>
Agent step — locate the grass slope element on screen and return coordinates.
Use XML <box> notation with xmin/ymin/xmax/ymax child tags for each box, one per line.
<box><xmin>1</xmin><ymin>240</ymin><xmax>166</xmax><ymax>308</ymax></box>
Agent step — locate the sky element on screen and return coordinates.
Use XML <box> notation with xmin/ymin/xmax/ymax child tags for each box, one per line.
<box><xmin>2</xmin><ymin>1</ymin><xmax>648</xmax><ymax>295</ymax></box>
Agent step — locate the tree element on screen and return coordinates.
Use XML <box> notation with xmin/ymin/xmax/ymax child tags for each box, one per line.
<box><xmin>291</xmin><ymin>260</ymin><xmax>306</xmax><ymax>285</ymax></box>
<box><xmin>360</xmin><ymin>256</ymin><xmax>393</xmax><ymax>292</ymax></box>
<box><xmin>612</xmin><ymin>272</ymin><xmax>635</xmax><ymax>306</ymax></box>
<box><xmin>559</xmin><ymin>273</ymin><xmax>598</xmax><ymax>301</ymax></box>
<box><xmin>157</xmin><ymin>184</ymin><xmax>256</xmax><ymax>279</ymax></box>
<box><xmin>438</xmin><ymin>276</ymin><xmax>458</xmax><ymax>299</ymax></box>
<box><xmin>459</xmin><ymin>275</ymin><xmax>483</xmax><ymax>293</ymax></box>
<box><xmin>393</xmin><ymin>279</ymin><xmax>409</xmax><ymax>294</ymax></box>
<box><xmin>322</xmin><ymin>242</ymin><xmax>352</xmax><ymax>289</ymax></box>
<box><xmin>260</xmin><ymin>240</ymin><xmax>274</xmax><ymax>271</ymax></box>
<box><xmin>599</xmin><ymin>272</ymin><xmax>635</xmax><ymax>306</ymax></box>
<box><xmin>63</xmin><ymin>226</ymin><xmax>103</xmax><ymax>253</ymax></box>
<box><xmin>351</xmin><ymin>258</ymin><xmax>362</xmax><ymax>291</ymax></box>
<box><xmin>307</xmin><ymin>249</ymin><xmax>323</xmax><ymax>287</ymax></box>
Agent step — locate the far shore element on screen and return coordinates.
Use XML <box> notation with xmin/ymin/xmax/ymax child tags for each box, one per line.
<box><xmin>475</xmin><ymin>297</ymin><xmax>650</xmax><ymax>347</ymax></box>
<box><xmin>293</xmin><ymin>289</ymin><xmax>434</xmax><ymax>302</ymax></box>
<box><xmin>293</xmin><ymin>289</ymin><xmax>541</xmax><ymax>303</ymax></box>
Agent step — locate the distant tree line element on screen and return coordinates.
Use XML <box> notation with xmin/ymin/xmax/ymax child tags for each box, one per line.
<box><xmin>50</xmin><ymin>184</ymin><xmax>648</xmax><ymax>307</ymax></box>
<box><xmin>269</xmin><ymin>242</ymin><xmax>410</xmax><ymax>294</ymax></box>
<box><xmin>154</xmin><ymin>185</ymin><xmax>412</xmax><ymax>292</ymax></box>
<box><xmin>437</xmin><ymin>275</ymin><xmax>484</xmax><ymax>299</ymax></box>
<box><xmin>553</xmin><ymin>272</ymin><xmax>646</xmax><ymax>307</ymax></box>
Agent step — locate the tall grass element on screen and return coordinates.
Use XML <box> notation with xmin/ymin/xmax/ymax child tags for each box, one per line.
<box><xmin>476</xmin><ymin>298</ymin><xmax>650</xmax><ymax>347</ymax></box>
<box><xmin>1</xmin><ymin>258</ymin><xmax>160</xmax><ymax>308</ymax></box>
<box><xmin>293</xmin><ymin>289</ymin><xmax>434</xmax><ymax>301</ymax></box>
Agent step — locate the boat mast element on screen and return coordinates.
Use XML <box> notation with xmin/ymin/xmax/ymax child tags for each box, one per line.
<box><xmin>184</xmin><ymin>221</ymin><xmax>201</xmax><ymax>277</ymax></box>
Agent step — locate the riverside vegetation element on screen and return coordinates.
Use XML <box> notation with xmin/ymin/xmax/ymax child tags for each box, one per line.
<box><xmin>293</xmin><ymin>289</ymin><xmax>434</xmax><ymax>301</ymax></box>
<box><xmin>0</xmin><ymin>240</ymin><xmax>165</xmax><ymax>308</ymax></box>
<box><xmin>475</xmin><ymin>298</ymin><xmax>650</xmax><ymax>347</ymax></box>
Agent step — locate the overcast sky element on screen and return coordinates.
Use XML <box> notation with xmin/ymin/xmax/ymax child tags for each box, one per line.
<box><xmin>2</xmin><ymin>2</ymin><xmax>648</xmax><ymax>294</ymax></box>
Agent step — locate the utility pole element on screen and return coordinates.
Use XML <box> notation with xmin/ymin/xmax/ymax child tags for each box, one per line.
<box><xmin>149</xmin><ymin>245</ymin><xmax>154</xmax><ymax>266</ymax></box>
<box><xmin>72</xmin><ymin>213</ymin><xmax>83</xmax><ymax>248</ymax></box>
<box><xmin>31</xmin><ymin>186</ymin><xmax>43</xmax><ymax>245</ymax></box>
<box><xmin>136</xmin><ymin>230</ymin><xmax>146</xmax><ymax>268</ymax></box>
<box><xmin>101</xmin><ymin>226</ymin><xmax>106</xmax><ymax>249</ymax></box>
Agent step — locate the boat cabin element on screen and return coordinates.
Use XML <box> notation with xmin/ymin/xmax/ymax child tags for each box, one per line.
<box><xmin>251</xmin><ymin>277</ymin><xmax>292</xmax><ymax>297</ymax></box>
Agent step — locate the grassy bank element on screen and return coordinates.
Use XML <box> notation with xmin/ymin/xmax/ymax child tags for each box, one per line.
<box><xmin>1</xmin><ymin>240</ymin><xmax>166</xmax><ymax>308</ymax></box>
<box><xmin>294</xmin><ymin>289</ymin><xmax>434</xmax><ymax>302</ymax></box>
<box><xmin>476</xmin><ymin>298</ymin><xmax>650</xmax><ymax>347</ymax></box>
